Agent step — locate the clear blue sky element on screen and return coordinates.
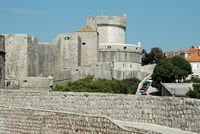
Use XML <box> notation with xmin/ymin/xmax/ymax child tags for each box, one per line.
<box><xmin>0</xmin><ymin>0</ymin><xmax>200</xmax><ymax>51</ymax></box>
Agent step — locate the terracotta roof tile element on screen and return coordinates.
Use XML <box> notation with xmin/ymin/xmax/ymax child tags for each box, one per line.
<box><xmin>77</xmin><ymin>26</ymin><xmax>96</xmax><ymax>32</ymax></box>
<box><xmin>185</xmin><ymin>53</ymin><xmax>200</xmax><ymax>62</ymax></box>
<box><xmin>176</xmin><ymin>49</ymin><xmax>186</xmax><ymax>53</ymax></box>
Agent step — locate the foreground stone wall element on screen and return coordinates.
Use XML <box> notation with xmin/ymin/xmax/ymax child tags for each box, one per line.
<box><xmin>0</xmin><ymin>91</ymin><xmax>199</xmax><ymax>132</ymax></box>
<box><xmin>0</xmin><ymin>105</ymin><xmax>142</xmax><ymax>134</ymax></box>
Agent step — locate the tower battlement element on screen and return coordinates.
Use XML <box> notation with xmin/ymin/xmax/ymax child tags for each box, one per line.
<box><xmin>95</xmin><ymin>15</ymin><xmax>127</xmax><ymax>28</ymax></box>
<box><xmin>87</xmin><ymin>15</ymin><xmax>128</xmax><ymax>44</ymax></box>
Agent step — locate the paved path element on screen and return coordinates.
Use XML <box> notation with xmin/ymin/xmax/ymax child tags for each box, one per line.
<box><xmin>114</xmin><ymin>120</ymin><xmax>197</xmax><ymax>134</ymax></box>
<box><xmin>146</xmin><ymin>85</ymin><xmax>159</xmax><ymax>95</ymax></box>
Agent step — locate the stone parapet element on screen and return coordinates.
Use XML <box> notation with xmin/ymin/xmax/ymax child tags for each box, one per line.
<box><xmin>0</xmin><ymin>91</ymin><xmax>199</xmax><ymax>133</ymax></box>
<box><xmin>96</xmin><ymin>15</ymin><xmax>127</xmax><ymax>28</ymax></box>
<box><xmin>99</xmin><ymin>44</ymin><xmax>142</xmax><ymax>53</ymax></box>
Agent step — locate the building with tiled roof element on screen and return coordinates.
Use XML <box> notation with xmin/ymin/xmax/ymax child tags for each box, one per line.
<box><xmin>184</xmin><ymin>48</ymin><xmax>200</xmax><ymax>62</ymax></box>
<box><xmin>184</xmin><ymin>48</ymin><xmax>200</xmax><ymax>78</ymax></box>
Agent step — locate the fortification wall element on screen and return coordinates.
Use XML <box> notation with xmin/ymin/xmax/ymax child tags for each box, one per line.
<box><xmin>141</xmin><ymin>64</ymin><xmax>156</xmax><ymax>74</ymax></box>
<box><xmin>98</xmin><ymin>44</ymin><xmax>142</xmax><ymax>64</ymax></box>
<box><xmin>53</xmin><ymin>34</ymin><xmax>80</xmax><ymax>70</ymax></box>
<box><xmin>0</xmin><ymin>91</ymin><xmax>199</xmax><ymax>132</ymax></box>
<box><xmin>27</xmin><ymin>36</ymin><xmax>38</xmax><ymax>77</ymax></box>
<box><xmin>99</xmin><ymin>44</ymin><xmax>142</xmax><ymax>52</ymax></box>
<box><xmin>99</xmin><ymin>50</ymin><xmax>141</xmax><ymax>63</ymax></box>
<box><xmin>74</xmin><ymin>32</ymin><xmax>99</xmax><ymax>67</ymax></box>
<box><xmin>38</xmin><ymin>43</ymin><xmax>60</xmax><ymax>76</ymax></box>
<box><xmin>4</xmin><ymin>34</ymin><xmax>29</xmax><ymax>82</ymax></box>
<box><xmin>0</xmin><ymin>35</ymin><xmax>5</xmax><ymax>88</ymax></box>
<box><xmin>0</xmin><ymin>105</ymin><xmax>142</xmax><ymax>134</ymax></box>
<box><xmin>20</xmin><ymin>77</ymin><xmax>49</xmax><ymax>89</ymax></box>
<box><xmin>54</xmin><ymin>65</ymin><xmax>147</xmax><ymax>83</ymax></box>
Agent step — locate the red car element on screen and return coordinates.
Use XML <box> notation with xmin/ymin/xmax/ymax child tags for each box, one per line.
<box><xmin>139</xmin><ymin>87</ymin><xmax>147</xmax><ymax>95</ymax></box>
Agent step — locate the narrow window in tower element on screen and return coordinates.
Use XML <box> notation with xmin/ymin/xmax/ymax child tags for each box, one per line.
<box><xmin>108</xmin><ymin>46</ymin><xmax>111</xmax><ymax>49</ymax></box>
<box><xmin>124</xmin><ymin>46</ymin><xmax>127</xmax><ymax>49</ymax></box>
<box><xmin>82</xmin><ymin>42</ymin><xmax>86</xmax><ymax>45</ymax></box>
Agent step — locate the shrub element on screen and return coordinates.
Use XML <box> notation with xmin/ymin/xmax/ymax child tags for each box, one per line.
<box><xmin>186</xmin><ymin>84</ymin><xmax>200</xmax><ymax>99</ymax></box>
<box><xmin>53</xmin><ymin>76</ymin><xmax>140</xmax><ymax>94</ymax></box>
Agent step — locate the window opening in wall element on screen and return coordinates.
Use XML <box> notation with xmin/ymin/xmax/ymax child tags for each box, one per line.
<box><xmin>130</xmin><ymin>64</ymin><xmax>132</xmax><ymax>68</ymax></box>
<box><xmin>82</xmin><ymin>42</ymin><xmax>86</xmax><ymax>45</ymax></box>
<box><xmin>124</xmin><ymin>46</ymin><xmax>127</xmax><ymax>49</ymax></box>
<box><xmin>108</xmin><ymin>46</ymin><xmax>111</xmax><ymax>49</ymax></box>
<box><xmin>64</xmin><ymin>37</ymin><xmax>70</xmax><ymax>40</ymax></box>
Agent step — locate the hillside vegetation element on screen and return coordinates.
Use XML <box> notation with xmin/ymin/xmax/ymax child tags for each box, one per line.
<box><xmin>54</xmin><ymin>76</ymin><xmax>140</xmax><ymax>94</ymax></box>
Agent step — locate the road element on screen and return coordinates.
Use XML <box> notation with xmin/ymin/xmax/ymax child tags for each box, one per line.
<box><xmin>146</xmin><ymin>85</ymin><xmax>159</xmax><ymax>96</ymax></box>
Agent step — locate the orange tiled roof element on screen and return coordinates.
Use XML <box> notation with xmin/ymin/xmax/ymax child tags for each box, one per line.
<box><xmin>185</xmin><ymin>53</ymin><xmax>200</xmax><ymax>62</ymax></box>
<box><xmin>176</xmin><ymin>49</ymin><xmax>186</xmax><ymax>53</ymax></box>
<box><xmin>77</xmin><ymin>26</ymin><xmax>96</xmax><ymax>32</ymax></box>
<box><xmin>187</xmin><ymin>48</ymin><xmax>200</xmax><ymax>54</ymax></box>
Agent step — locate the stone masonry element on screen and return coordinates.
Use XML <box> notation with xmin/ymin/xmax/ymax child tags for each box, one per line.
<box><xmin>0</xmin><ymin>105</ymin><xmax>145</xmax><ymax>134</ymax></box>
<box><xmin>2</xmin><ymin>15</ymin><xmax>155</xmax><ymax>87</ymax></box>
<box><xmin>0</xmin><ymin>90</ymin><xmax>199</xmax><ymax>133</ymax></box>
<box><xmin>0</xmin><ymin>35</ymin><xmax>5</xmax><ymax>88</ymax></box>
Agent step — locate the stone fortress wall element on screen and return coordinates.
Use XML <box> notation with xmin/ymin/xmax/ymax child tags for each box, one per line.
<box><xmin>2</xmin><ymin>15</ymin><xmax>154</xmax><ymax>87</ymax></box>
<box><xmin>0</xmin><ymin>105</ymin><xmax>146</xmax><ymax>134</ymax></box>
<box><xmin>1</xmin><ymin>15</ymin><xmax>199</xmax><ymax>133</ymax></box>
<box><xmin>0</xmin><ymin>35</ymin><xmax>5</xmax><ymax>88</ymax></box>
<box><xmin>0</xmin><ymin>91</ymin><xmax>199</xmax><ymax>133</ymax></box>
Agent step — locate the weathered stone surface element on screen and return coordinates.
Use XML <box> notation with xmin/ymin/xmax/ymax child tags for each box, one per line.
<box><xmin>2</xmin><ymin>15</ymin><xmax>153</xmax><ymax>87</ymax></box>
<box><xmin>0</xmin><ymin>91</ymin><xmax>199</xmax><ymax>133</ymax></box>
<box><xmin>0</xmin><ymin>35</ymin><xmax>5</xmax><ymax>88</ymax></box>
<box><xmin>0</xmin><ymin>105</ymin><xmax>144</xmax><ymax>134</ymax></box>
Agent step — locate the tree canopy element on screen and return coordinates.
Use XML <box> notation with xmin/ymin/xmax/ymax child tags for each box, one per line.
<box><xmin>150</xmin><ymin>47</ymin><xmax>164</xmax><ymax>63</ymax></box>
<box><xmin>151</xmin><ymin>56</ymin><xmax>192</xmax><ymax>89</ymax></box>
<box><xmin>142</xmin><ymin>47</ymin><xmax>164</xmax><ymax>65</ymax></box>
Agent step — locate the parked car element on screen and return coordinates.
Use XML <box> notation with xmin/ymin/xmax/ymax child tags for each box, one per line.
<box><xmin>142</xmin><ymin>80</ymin><xmax>151</xmax><ymax>88</ymax></box>
<box><xmin>139</xmin><ymin>87</ymin><xmax>147</xmax><ymax>95</ymax></box>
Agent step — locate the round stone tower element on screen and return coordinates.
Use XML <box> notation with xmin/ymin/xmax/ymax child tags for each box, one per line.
<box><xmin>0</xmin><ymin>35</ymin><xmax>5</xmax><ymax>88</ymax></box>
<box><xmin>95</xmin><ymin>14</ymin><xmax>127</xmax><ymax>44</ymax></box>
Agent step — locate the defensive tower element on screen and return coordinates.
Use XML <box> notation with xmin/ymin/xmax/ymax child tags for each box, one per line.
<box><xmin>94</xmin><ymin>14</ymin><xmax>127</xmax><ymax>44</ymax></box>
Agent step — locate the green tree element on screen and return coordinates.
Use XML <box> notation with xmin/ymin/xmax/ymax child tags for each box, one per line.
<box><xmin>142</xmin><ymin>47</ymin><xmax>164</xmax><ymax>65</ymax></box>
<box><xmin>151</xmin><ymin>56</ymin><xmax>192</xmax><ymax>90</ymax></box>
<box><xmin>172</xmin><ymin>56</ymin><xmax>192</xmax><ymax>81</ymax></box>
<box><xmin>150</xmin><ymin>47</ymin><xmax>164</xmax><ymax>63</ymax></box>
